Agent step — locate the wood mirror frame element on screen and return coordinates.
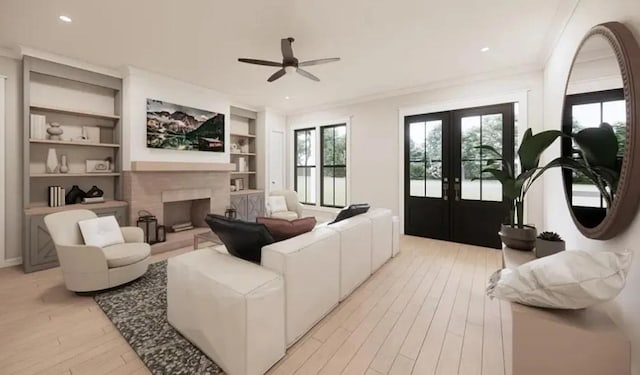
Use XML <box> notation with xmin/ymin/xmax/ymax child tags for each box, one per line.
<box><xmin>562</xmin><ymin>22</ymin><xmax>640</xmax><ymax>240</ymax></box>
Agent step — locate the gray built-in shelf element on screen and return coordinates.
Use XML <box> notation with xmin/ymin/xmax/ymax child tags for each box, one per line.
<box><xmin>22</xmin><ymin>56</ymin><xmax>125</xmax><ymax>272</ymax></box>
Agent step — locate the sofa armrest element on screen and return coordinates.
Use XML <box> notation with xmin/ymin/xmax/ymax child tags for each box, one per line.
<box><xmin>56</xmin><ymin>244</ymin><xmax>109</xmax><ymax>273</ymax></box>
<box><xmin>121</xmin><ymin>226</ymin><xmax>144</xmax><ymax>243</ymax></box>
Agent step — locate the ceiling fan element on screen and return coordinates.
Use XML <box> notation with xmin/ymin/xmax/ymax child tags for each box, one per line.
<box><xmin>238</xmin><ymin>37</ymin><xmax>340</xmax><ymax>82</ymax></box>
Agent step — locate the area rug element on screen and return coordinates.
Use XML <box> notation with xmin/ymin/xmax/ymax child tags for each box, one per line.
<box><xmin>94</xmin><ymin>261</ymin><xmax>225</xmax><ymax>375</ymax></box>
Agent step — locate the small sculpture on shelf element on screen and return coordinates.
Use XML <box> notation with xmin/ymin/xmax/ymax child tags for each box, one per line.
<box><xmin>83</xmin><ymin>185</ymin><xmax>105</xmax><ymax>203</ymax></box>
<box><xmin>47</xmin><ymin>122</ymin><xmax>63</xmax><ymax>141</ymax></box>
<box><xmin>65</xmin><ymin>185</ymin><xmax>86</xmax><ymax>205</ymax></box>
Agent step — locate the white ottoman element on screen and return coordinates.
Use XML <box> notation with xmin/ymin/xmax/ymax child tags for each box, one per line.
<box><xmin>392</xmin><ymin>216</ymin><xmax>400</xmax><ymax>257</ymax></box>
<box><xmin>167</xmin><ymin>249</ymin><xmax>285</xmax><ymax>375</ymax></box>
<box><xmin>364</xmin><ymin>208</ymin><xmax>393</xmax><ymax>273</ymax></box>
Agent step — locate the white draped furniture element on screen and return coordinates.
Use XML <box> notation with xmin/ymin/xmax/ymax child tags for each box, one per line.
<box><xmin>167</xmin><ymin>208</ymin><xmax>399</xmax><ymax>375</ymax></box>
<box><xmin>44</xmin><ymin>209</ymin><xmax>151</xmax><ymax>292</ymax></box>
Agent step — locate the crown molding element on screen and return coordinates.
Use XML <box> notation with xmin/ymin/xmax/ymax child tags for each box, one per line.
<box><xmin>286</xmin><ymin>64</ymin><xmax>542</xmax><ymax>116</ymax></box>
<box><xmin>18</xmin><ymin>45</ymin><xmax>122</xmax><ymax>78</ymax></box>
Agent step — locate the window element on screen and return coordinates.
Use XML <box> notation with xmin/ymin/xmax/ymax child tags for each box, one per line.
<box><xmin>294</xmin><ymin>128</ymin><xmax>316</xmax><ymax>204</ymax></box>
<box><xmin>294</xmin><ymin>122</ymin><xmax>349</xmax><ymax>208</ymax></box>
<box><xmin>321</xmin><ymin>124</ymin><xmax>347</xmax><ymax>207</ymax></box>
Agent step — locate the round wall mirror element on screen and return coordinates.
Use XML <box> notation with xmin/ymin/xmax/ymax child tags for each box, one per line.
<box><xmin>562</xmin><ymin>22</ymin><xmax>640</xmax><ymax>240</ymax></box>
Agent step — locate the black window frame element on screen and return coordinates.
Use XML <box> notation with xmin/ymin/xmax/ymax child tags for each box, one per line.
<box><xmin>320</xmin><ymin>124</ymin><xmax>348</xmax><ymax>208</ymax></box>
<box><xmin>294</xmin><ymin>127</ymin><xmax>316</xmax><ymax>205</ymax></box>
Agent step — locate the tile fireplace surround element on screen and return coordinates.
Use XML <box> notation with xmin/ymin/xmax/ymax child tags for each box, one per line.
<box><xmin>123</xmin><ymin>170</ymin><xmax>230</xmax><ymax>246</ymax></box>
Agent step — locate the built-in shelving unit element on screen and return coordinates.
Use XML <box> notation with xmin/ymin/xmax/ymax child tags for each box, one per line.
<box><xmin>229</xmin><ymin>106</ymin><xmax>260</xmax><ymax>192</ymax></box>
<box><xmin>22</xmin><ymin>56</ymin><xmax>127</xmax><ymax>272</ymax></box>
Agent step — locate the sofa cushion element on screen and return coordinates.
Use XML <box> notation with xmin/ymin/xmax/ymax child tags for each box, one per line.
<box><xmin>271</xmin><ymin>211</ymin><xmax>299</xmax><ymax>220</ymax></box>
<box><xmin>256</xmin><ymin>217</ymin><xmax>317</xmax><ymax>241</ymax></box>
<box><xmin>330</xmin><ymin>203</ymin><xmax>370</xmax><ymax>224</ymax></box>
<box><xmin>102</xmin><ymin>242</ymin><xmax>151</xmax><ymax>268</ymax></box>
<box><xmin>205</xmin><ymin>214</ymin><xmax>275</xmax><ymax>263</ymax></box>
<box><xmin>78</xmin><ymin>216</ymin><xmax>125</xmax><ymax>248</ymax></box>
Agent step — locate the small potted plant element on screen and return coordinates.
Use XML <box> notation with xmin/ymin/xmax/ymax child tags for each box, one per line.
<box><xmin>535</xmin><ymin>231</ymin><xmax>565</xmax><ymax>258</ymax></box>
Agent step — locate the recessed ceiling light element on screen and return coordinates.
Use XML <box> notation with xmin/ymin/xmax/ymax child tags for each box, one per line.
<box><xmin>481</xmin><ymin>47</ymin><xmax>490</xmax><ymax>52</ymax></box>
<box><xmin>285</xmin><ymin>96</ymin><xmax>291</xmax><ymax>100</ymax></box>
<box><xmin>59</xmin><ymin>15</ymin><xmax>72</xmax><ymax>23</ymax></box>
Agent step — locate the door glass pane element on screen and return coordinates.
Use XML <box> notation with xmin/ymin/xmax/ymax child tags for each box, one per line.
<box><xmin>426</xmin><ymin>161</ymin><xmax>442</xmax><ymax>198</ymax></box>
<box><xmin>481</xmin><ymin>114</ymin><xmax>503</xmax><ymax>158</ymax></box>
<box><xmin>461</xmin><ymin>161</ymin><xmax>481</xmax><ymax>200</ymax></box>
<box><xmin>572</xmin><ymin>103</ymin><xmax>601</xmax><ymax>130</ymax></box>
<box><xmin>482</xmin><ymin>172</ymin><xmax>503</xmax><ymax>202</ymax></box>
<box><xmin>409</xmin><ymin>162</ymin><xmax>426</xmax><ymax>197</ymax></box>
<box><xmin>461</xmin><ymin>116</ymin><xmax>481</xmax><ymax>161</ymax></box>
<box><xmin>409</xmin><ymin>122</ymin><xmax>426</xmax><ymax>161</ymax></box>
<box><xmin>425</xmin><ymin>120</ymin><xmax>442</xmax><ymax>162</ymax></box>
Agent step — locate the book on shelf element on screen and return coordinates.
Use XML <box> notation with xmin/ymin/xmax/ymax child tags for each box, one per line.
<box><xmin>30</xmin><ymin>114</ymin><xmax>47</xmax><ymax>140</ymax></box>
<box><xmin>47</xmin><ymin>186</ymin><xmax>66</xmax><ymax>207</ymax></box>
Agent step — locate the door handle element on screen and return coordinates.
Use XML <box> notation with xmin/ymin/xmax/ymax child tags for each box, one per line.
<box><xmin>454</xmin><ymin>183</ymin><xmax>461</xmax><ymax>201</ymax></box>
<box><xmin>443</xmin><ymin>182</ymin><xmax>449</xmax><ymax>200</ymax></box>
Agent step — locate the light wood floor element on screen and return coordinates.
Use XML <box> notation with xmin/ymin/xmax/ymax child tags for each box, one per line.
<box><xmin>0</xmin><ymin>236</ymin><xmax>511</xmax><ymax>375</ymax></box>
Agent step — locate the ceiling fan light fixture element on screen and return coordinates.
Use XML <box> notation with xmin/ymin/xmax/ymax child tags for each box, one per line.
<box><xmin>284</xmin><ymin>66</ymin><xmax>296</xmax><ymax>74</ymax></box>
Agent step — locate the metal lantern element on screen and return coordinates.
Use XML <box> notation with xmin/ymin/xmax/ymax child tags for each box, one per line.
<box><xmin>225</xmin><ymin>207</ymin><xmax>237</xmax><ymax>220</ymax></box>
<box><xmin>137</xmin><ymin>210</ymin><xmax>158</xmax><ymax>244</ymax></box>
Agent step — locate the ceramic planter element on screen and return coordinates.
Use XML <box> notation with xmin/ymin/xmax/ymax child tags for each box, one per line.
<box><xmin>535</xmin><ymin>239</ymin><xmax>566</xmax><ymax>258</ymax></box>
<box><xmin>499</xmin><ymin>224</ymin><xmax>537</xmax><ymax>251</ymax></box>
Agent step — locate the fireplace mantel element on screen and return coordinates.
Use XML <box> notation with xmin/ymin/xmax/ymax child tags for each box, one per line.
<box><xmin>130</xmin><ymin>161</ymin><xmax>235</xmax><ymax>172</ymax></box>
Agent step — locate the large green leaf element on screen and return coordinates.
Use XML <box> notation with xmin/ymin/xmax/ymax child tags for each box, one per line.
<box><xmin>518</xmin><ymin>130</ymin><xmax>565</xmax><ymax>172</ymax></box>
<box><xmin>574</xmin><ymin>123</ymin><xmax>618</xmax><ymax>170</ymax></box>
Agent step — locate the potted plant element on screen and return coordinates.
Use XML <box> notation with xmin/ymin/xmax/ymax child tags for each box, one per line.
<box><xmin>536</xmin><ymin>231</ymin><xmax>565</xmax><ymax>258</ymax></box>
<box><xmin>477</xmin><ymin>129</ymin><xmax>565</xmax><ymax>250</ymax></box>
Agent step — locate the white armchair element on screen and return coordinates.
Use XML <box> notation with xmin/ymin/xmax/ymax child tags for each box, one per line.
<box><xmin>44</xmin><ymin>209</ymin><xmax>151</xmax><ymax>292</ymax></box>
<box><xmin>267</xmin><ymin>190</ymin><xmax>304</xmax><ymax>220</ymax></box>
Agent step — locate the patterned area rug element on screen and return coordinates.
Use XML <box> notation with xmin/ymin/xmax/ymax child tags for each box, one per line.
<box><xmin>94</xmin><ymin>261</ymin><xmax>225</xmax><ymax>375</ymax></box>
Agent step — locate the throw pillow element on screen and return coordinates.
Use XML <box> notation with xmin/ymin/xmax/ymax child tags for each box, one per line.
<box><xmin>268</xmin><ymin>196</ymin><xmax>289</xmax><ymax>213</ymax></box>
<box><xmin>487</xmin><ymin>248</ymin><xmax>632</xmax><ymax>309</ymax></box>
<box><xmin>331</xmin><ymin>203</ymin><xmax>370</xmax><ymax>224</ymax></box>
<box><xmin>78</xmin><ymin>216</ymin><xmax>125</xmax><ymax>248</ymax></box>
<box><xmin>256</xmin><ymin>216</ymin><xmax>317</xmax><ymax>241</ymax></box>
<box><xmin>204</xmin><ymin>214</ymin><xmax>275</xmax><ymax>263</ymax></box>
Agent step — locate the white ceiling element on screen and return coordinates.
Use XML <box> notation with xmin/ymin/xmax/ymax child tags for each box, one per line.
<box><xmin>0</xmin><ymin>0</ymin><xmax>574</xmax><ymax>113</ymax></box>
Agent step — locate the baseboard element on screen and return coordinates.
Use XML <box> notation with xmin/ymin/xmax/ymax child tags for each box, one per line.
<box><xmin>0</xmin><ymin>257</ymin><xmax>22</xmax><ymax>268</ymax></box>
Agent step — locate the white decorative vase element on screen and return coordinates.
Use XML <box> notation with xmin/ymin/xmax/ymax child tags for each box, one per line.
<box><xmin>59</xmin><ymin>155</ymin><xmax>69</xmax><ymax>173</ymax></box>
<box><xmin>46</xmin><ymin>148</ymin><xmax>59</xmax><ymax>173</ymax></box>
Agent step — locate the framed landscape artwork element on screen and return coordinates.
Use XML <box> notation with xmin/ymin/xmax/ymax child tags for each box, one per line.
<box><xmin>146</xmin><ymin>99</ymin><xmax>225</xmax><ymax>152</ymax></box>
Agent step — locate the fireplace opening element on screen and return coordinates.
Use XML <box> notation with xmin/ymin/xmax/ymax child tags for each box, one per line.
<box><xmin>163</xmin><ymin>198</ymin><xmax>210</xmax><ymax>232</ymax></box>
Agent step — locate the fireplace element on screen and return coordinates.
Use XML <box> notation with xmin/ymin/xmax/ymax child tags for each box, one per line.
<box><xmin>123</xmin><ymin>170</ymin><xmax>230</xmax><ymax>253</ymax></box>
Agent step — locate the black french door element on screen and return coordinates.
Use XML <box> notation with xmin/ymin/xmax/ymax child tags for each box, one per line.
<box><xmin>404</xmin><ymin>103</ymin><xmax>515</xmax><ymax>249</ymax></box>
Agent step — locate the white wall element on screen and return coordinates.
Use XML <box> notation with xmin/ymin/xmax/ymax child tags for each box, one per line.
<box><xmin>0</xmin><ymin>55</ymin><xmax>22</xmax><ymax>264</ymax></box>
<box><xmin>256</xmin><ymin>109</ymin><xmax>286</xmax><ymax>193</ymax></box>
<box><xmin>287</xmin><ymin>70</ymin><xmax>545</xmax><ymax>226</ymax></box>
<box><xmin>542</xmin><ymin>1</ymin><xmax>640</xmax><ymax>373</ymax></box>
<box><xmin>121</xmin><ymin>67</ymin><xmax>231</xmax><ymax>170</ymax></box>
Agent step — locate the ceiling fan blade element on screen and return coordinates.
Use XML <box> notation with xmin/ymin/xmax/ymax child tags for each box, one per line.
<box><xmin>281</xmin><ymin>38</ymin><xmax>295</xmax><ymax>61</ymax></box>
<box><xmin>296</xmin><ymin>68</ymin><xmax>320</xmax><ymax>82</ymax></box>
<box><xmin>238</xmin><ymin>58</ymin><xmax>282</xmax><ymax>67</ymax></box>
<box><xmin>298</xmin><ymin>58</ymin><xmax>341</xmax><ymax>67</ymax></box>
<box><xmin>267</xmin><ymin>69</ymin><xmax>286</xmax><ymax>82</ymax></box>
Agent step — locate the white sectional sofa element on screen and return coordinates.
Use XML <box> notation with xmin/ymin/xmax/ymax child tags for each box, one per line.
<box><xmin>167</xmin><ymin>208</ymin><xmax>399</xmax><ymax>375</ymax></box>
